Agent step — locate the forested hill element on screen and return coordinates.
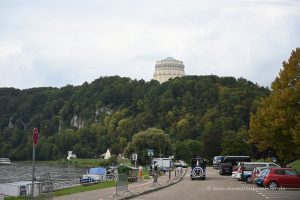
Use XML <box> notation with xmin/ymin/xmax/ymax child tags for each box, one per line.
<box><xmin>0</xmin><ymin>75</ymin><xmax>269</xmax><ymax>162</ymax></box>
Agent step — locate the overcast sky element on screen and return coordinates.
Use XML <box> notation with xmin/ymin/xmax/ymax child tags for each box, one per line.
<box><xmin>0</xmin><ymin>0</ymin><xmax>299</xmax><ymax>89</ymax></box>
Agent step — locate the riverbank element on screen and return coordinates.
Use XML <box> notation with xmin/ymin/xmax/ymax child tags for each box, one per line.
<box><xmin>4</xmin><ymin>180</ymin><xmax>116</xmax><ymax>200</ymax></box>
<box><xmin>16</xmin><ymin>158</ymin><xmax>131</xmax><ymax>168</ymax></box>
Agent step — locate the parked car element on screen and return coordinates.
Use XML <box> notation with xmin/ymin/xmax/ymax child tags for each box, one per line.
<box><xmin>232</xmin><ymin>162</ymin><xmax>248</xmax><ymax>179</ymax></box>
<box><xmin>249</xmin><ymin>167</ymin><xmax>270</xmax><ymax>183</ymax></box>
<box><xmin>174</xmin><ymin>160</ymin><xmax>188</xmax><ymax>168</ymax></box>
<box><xmin>213</xmin><ymin>156</ymin><xmax>224</xmax><ymax>169</ymax></box>
<box><xmin>255</xmin><ymin>168</ymin><xmax>270</xmax><ymax>187</ymax></box>
<box><xmin>190</xmin><ymin>157</ymin><xmax>206</xmax><ymax>180</ymax></box>
<box><xmin>236</xmin><ymin>162</ymin><xmax>279</xmax><ymax>182</ymax></box>
<box><xmin>263</xmin><ymin>168</ymin><xmax>300</xmax><ymax>189</ymax></box>
<box><xmin>219</xmin><ymin>163</ymin><xmax>232</xmax><ymax>175</ymax></box>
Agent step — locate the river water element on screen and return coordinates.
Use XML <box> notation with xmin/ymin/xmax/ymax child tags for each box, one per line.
<box><xmin>0</xmin><ymin>163</ymin><xmax>87</xmax><ymax>189</ymax></box>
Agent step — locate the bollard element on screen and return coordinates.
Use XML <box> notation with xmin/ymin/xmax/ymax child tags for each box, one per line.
<box><xmin>138</xmin><ymin>166</ymin><xmax>143</xmax><ymax>178</ymax></box>
<box><xmin>153</xmin><ymin>173</ymin><xmax>158</xmax><ymax>186</ymax></box>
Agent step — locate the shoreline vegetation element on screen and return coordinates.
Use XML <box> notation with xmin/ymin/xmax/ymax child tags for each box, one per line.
<box><xmin>17</xmin><ymin>157</ymin><xmax>131</xmax><ymax>168</ymax></box>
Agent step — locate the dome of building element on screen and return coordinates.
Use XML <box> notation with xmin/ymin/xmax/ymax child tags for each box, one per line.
<box><xmin>153</xmin><ymin>57</ymin><xmax>185</xmax><ymax>83</ymax></box>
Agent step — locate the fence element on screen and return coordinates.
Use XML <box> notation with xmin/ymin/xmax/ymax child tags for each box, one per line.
<box><xmin>25</xmin><ymin>172</ymin><xmax>53</xmax><ymax>200</ymax></box>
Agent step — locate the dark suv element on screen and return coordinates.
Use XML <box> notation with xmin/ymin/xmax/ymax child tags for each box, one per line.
<box><xmin>190</xmin><ymin>157</ymin><xmax>206</xmax><ymax>180</ymax></box>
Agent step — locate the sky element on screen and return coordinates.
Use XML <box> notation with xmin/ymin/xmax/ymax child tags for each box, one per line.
<box><xmin>0</xmin><ymin>0</ymin><xmax>300</xmax><ymax>89</ymax></box>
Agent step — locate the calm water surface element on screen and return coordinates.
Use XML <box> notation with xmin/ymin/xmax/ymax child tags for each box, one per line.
<box><xmin>0</xmin><ymin>163</ymin><xmax>87</xmax><ymax>189</ymax></box>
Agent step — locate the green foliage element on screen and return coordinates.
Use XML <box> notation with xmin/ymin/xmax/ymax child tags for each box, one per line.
<box><xmin>125</xmin><ymin>128</ymin><xmax>173</xmax><ymax>164</ymax></box>
<box><xmin>221</xmin><ymin>127</ymin><xmax>250</xmax><ymax>156</ymax></box>
<box><xmin>0</xmin><ymin>75</ymin><xmax>269</xmax><ymax>161</ymax></box>
<box><xmin>250</xmin><ymin>48</ymin><xmax>300</xmax><ymax>165</ymax></box>
<box><xmin>289</xmin><ymin>159</ymin><xmax>300</xmax><ymax>170</ymax></box>
<box><xmin>174</xmin><ymin>140</ymin><xmax>202</xmax><ymax>162</ymax></box>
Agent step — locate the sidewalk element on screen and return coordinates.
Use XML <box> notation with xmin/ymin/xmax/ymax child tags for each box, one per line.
<box><xmin>54</xmin><ymin>169</ymin><xmax>187</xmax><ymax>200</ymax></box>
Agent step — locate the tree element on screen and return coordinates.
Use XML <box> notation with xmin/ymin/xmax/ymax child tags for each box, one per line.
<box><xmin>221</xmin><ymin>127</ymin><xmax>250</xmax><ymax>156</ymax></box>
<box><xmin>174</xmin><ymin>141</ymin><xmax>191</xmax><ymax>162</ymax></box>
<box><xmin>250</xmin><ymin>48</ymin><xmax>300</xmax><ymax>165</ymax></box>
<box><xmin>201</xmin><ymin>121</ymin><xmax>222</xmax><ymax>159</ymax></box>
<box><xmin>124</xmin><ymin>128</ymin><xmax>173</xmax><ymax>164</ymax></box>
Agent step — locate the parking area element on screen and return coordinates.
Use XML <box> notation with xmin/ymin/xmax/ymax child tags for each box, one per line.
<box><xmin>227</xmin><ymin>170</ymin><xmax>300</xmax><ymax>200</ymax></box>
<box><xmin>209</xmin><ymin>167</ymin><xmax>300</xmax><ymax>200</ymax></box>
<box><xmin>253</xmin><ymin>188</ymin><xmax>300</xmax><ymax>199</ymax></box>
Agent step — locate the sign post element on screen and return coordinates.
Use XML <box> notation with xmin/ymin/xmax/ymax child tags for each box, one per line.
<box><xmin>147</xmin><ymin>149</ymin><xmax>154</xmax><ymax>174</ymax></box>
<box><xmin>169</xmin><ymin>155</ymin><xmax>174</xmax><ymax>180</ymax></box>
<box><xmin>32</xmin><ymin>128</ymin><xmax>39</xmax><ymax>199</ymax></box>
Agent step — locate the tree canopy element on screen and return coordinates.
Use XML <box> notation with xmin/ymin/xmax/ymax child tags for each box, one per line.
<box><xmin>250</xmin><ymin>48</ymin><xmax>300</xmax><ymax>165</ymax></box>
<box><xmin>0</xmin><ymin>75</ymin><xmax>269</xmax><ymax>163</ymax></box>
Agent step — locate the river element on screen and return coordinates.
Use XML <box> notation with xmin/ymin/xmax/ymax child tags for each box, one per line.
<box><xmin>0</xmin><ymin>163</ymin><xmax>87</xmax><ymax>189</ymax></box>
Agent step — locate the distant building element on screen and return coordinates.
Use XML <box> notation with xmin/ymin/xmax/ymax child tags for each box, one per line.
<box><xmin>101</xmin><ymin>149</ymin><xmax>111</xmax><ymax>160</ymax></box>
<box><xmin>67</xmin><ymin>151</ymin><xmax>77</xmax><ymax>160</ymax></box>
<box><xmin>153</xmin><ymin>57</ymin><xmax>185</xmax><ymax>83</ymax></box>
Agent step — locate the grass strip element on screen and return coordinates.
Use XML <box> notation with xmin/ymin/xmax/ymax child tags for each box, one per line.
<box><xmin>54</xmin><ymin>180</ymin><xmax>115</xmax><ymax>197</ymax></box>
<box><xmin>289</xmin><ymin>159</ymin><xmax>300</xmax><ymax>170</ymax></box>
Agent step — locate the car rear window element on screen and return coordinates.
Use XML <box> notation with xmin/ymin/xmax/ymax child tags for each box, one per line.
<box><xmin>244</xmin><ymin>164</ymin><xmax>266</xmax><ymax>171</ymax></box>
<box><xmin>269</xmin><ymin>163</ymin><xmax>278</xmax><ymax>167</ymax></box>
<box><xmin>261</xmin><ymin>169</ymin><xmax>270</xmax><ymax>175</ymax></box>
<box><xmin>274</xmin><ymin>169</ymin><xmax>285</xmax><ymax>175</ymax></box>
<box><xmin>285</xmin><ymin>169</ymin><xmax>300</xmax><ymax>175</ymax></box>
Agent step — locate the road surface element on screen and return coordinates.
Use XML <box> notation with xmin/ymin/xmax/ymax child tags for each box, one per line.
<box><xmin>132</xmin><ymin>167</ymin><xmax>300</xmax><ymax>200</ymax></box>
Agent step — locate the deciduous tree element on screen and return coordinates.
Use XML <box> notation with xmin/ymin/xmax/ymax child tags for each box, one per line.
<box><xmin>250</xmin><ymin>48</ymin><xmax>300</xmax><ymax>165</ymax></box>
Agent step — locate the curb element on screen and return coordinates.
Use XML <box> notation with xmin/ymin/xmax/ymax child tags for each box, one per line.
<box><xmin>118</xmin><ymin>169</ymin><xmax>187</xmax><ymax>200</ymax></box>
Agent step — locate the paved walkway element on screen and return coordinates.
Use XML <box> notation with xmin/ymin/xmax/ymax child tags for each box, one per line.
<box><xmin>54</xmin><ymin>169</ymin><xmax>187</xmax><ymax>200</ymax></box>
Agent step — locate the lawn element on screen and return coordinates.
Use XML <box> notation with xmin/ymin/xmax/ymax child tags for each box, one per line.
<box><xmin>54</xmin><ymin>180</ymin><xmax>115</xmax><ymax>197</ymax></box>
<box><xmin>289</xmin><ymin>159</ymin><xmax>300</xmax><ymax>170</ymax></box>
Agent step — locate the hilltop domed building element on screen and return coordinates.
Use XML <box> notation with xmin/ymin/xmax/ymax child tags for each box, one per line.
<box><xmin>153</xmin><ymin>57</ymin><xmax>185</xmax><ymax>83</ymax></box>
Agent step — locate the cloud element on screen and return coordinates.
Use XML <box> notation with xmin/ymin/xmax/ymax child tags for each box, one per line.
<box><xmin>0</xmin><ymin>0</ymin><xmax>299</xmax><ymax>88</ymax></box>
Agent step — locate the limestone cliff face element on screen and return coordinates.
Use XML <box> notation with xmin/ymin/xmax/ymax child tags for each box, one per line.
<box><xmin>70</xmin><ymin>114</ymin><xmax>84</xmax><ymax>129</ymax></box>
<box><xmin>8</xmin><ymin>117</ymin><xmax>14</xmax><ymax>128</ymax></box>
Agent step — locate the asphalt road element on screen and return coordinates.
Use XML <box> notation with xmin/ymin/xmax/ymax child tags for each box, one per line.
<box><xmin>132</xmin><ymin>167</ymin><xmax>300</xmax><ymax>200</ymax></box>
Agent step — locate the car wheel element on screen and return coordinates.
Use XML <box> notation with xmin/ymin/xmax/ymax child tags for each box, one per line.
<box><xmin>268</xmin><ymin>181</ymin><xmax>278</xmax><ymax>190</ymax></box>
<box><xmin>246</xmin><ymin>177</ymin><xmax>252</xmax><ymax>184</ymax></box>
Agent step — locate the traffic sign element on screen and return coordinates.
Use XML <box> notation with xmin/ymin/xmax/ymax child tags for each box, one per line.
<box><xmin>147</xmin><ymin>149</ymin><xmax>153</xmax><ymax>156</ymax></box>
<box><xmin>33</xmin><ymin>128</ymin><xmax>39</xmax><ymax>146</ymax></box>
<box><xmin>132</xmin><ymin>153</ymin><xmax>138</xmax><ymax>161</ymax></box>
